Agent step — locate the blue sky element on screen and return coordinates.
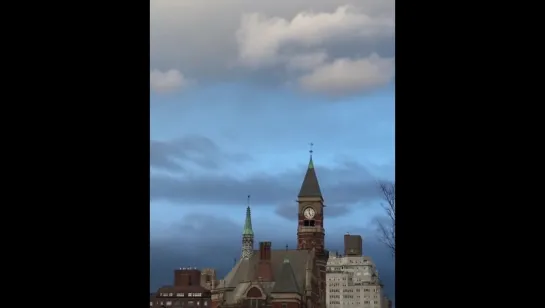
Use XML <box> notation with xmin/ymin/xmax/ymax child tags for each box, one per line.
<box><xmin>150</xmin><ymin>0</ymin><xmax>394</xmax><ymax>303</ymax></box>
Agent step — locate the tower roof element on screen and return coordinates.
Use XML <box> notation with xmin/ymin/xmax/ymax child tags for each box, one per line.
<box><xmin>243</xmin><ymin>206</ymin><xmax>254</xmax><ymax>236</ymax></box>
<box><xmin>298</xmin><ymin>156</ymin><xmax>323</xmax><ymax>198</ymax></box>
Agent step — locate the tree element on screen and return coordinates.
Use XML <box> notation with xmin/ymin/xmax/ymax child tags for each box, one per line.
<box><xmin>377</xmin><ymin>181</ymin><xmax>395</xmax><ymax>257</ymax></box>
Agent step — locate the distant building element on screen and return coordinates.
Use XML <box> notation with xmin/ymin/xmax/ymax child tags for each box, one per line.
<box><xmin>151</xmin><ymin>268</ymin><xmax>213</xmax><ymax>308</ymax></box>
<box><xmin>343</xmin><ymin>234</ymin><xmax>362</xmax><ymax>256</ymax></box>
<box><xmin>326</xmin><ymin>236</ymin><xmax>391</xmax><ymax>308</ymax></box>
<box><xmin>211</xmin><ymin>154</ymin><xmax>328</xmax><ymax>308</ymax></box>
<box><xmin>201</xmin><ymin>268</ymin><xmax>218</xmax><ymax>290</ymax></box>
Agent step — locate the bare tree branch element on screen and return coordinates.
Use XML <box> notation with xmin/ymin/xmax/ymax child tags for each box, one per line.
<box><xmin>377</xmin><ymin>181</ymin><xmax>395</xmax><ymax>257</ymax></box>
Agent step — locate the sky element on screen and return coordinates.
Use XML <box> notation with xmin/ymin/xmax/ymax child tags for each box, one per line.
<box><xmin>150</xmin><ymin>0</ymin><xmax>395</xmax><ymax>304</ymax></box>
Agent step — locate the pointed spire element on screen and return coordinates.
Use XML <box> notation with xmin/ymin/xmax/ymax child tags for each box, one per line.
<box><xmin>243</xmin><ymin>195</ymin><xmax>254</xmax><ymax>235</ymax></box>
<box><xmin>298</xmin><ymin>144</ymin><xmax>322</xmax><ymax>198</ymax></box>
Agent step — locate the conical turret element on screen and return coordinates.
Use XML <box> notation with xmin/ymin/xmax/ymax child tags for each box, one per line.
<box><xmin>243</xmin><ymin>206</ymin><xmax>253</xmax><ymax>236</ymax></box>
<box><xmin>298</xmin><ymin>156</ymin><xmax>323</xmax><ymax>198</ymax></box>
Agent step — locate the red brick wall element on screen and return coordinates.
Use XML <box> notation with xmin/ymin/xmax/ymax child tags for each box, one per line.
<box><xmin>271</xmin><ymin>302</ymin><xmax>300</xmax><ymax>308</ymax></box>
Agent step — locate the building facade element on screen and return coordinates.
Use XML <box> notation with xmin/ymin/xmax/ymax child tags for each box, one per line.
<box><xmin>151</xmin><ymin>268</ymin><xmax>213</xmax><ymax>308</ymax></box>
<box><xmin>326</xmin><ymin>235</ymin><xmax>391</xmax><ymax>308</ymax></box>
<box><xmin>201</xmin><ymin>268</ymin><xmax>218</xmax><ymax>290</ymax></box>
<box><xmin>211</xmin><ymin>154</ymin><xmax>329</xmax><ymax>308</ymax></box>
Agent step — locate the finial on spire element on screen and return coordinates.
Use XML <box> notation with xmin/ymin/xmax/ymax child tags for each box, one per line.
<box><xmin>309</xmin><ymin>142</ymin><xmax>314</xmax><ymax>157</ymax></box>
<box><xmin>247</xmin><ymin>194</ymin><xmax>251</xmax><ymax>208</ymax></box>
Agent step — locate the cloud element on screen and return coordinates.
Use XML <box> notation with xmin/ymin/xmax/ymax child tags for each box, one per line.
<box><xmin>236</xmin><ymin>5</ymin><xmax>394</xmax><ymax>69</ymax></box>
<box><xmin>151</xmin><ymin>213</ymin><xmax>395</xmax><ymax>302</ymax></box>
<box><xmin>150</xmin><ymin>159</ymin><xmax>388</xmax><ymax>211</ymax></box>
<box><xmin>298</xmin><ymin>53</ymin><xmax>394</xmax><ymax>94</ymax></box>
<box><xmin>286</xmin><ymin>52</ymin><xmax>328</xmax><ymax>71</ymax></box>
<box><xmin>150</xmin><ymin>0</ymin><xmax>394</xmax><ymax>93</ymax></box>
<box><xmin>150</xmin><ymin>69</ymin><xmax>189</xmax><ymax>93</ymax></box>
<box><xmin>150</xmin><ymin>136</ymin><xmax>252</xmax><ymax>172</ymax></box>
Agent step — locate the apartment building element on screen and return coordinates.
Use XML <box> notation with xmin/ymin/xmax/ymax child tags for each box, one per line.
<box><xmin>326</xmin><ymin>235</ymin><xmax>391</xmax><ymax>308</ymax></box>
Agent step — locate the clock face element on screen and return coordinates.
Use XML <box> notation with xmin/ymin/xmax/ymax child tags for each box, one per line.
<box><xmin>303</xmin><ymin>207</ymin><xmax>315</xmax><ymax>219</ymax></box>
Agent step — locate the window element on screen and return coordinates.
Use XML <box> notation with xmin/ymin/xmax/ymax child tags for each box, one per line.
<box><xmin>177</xmin><ymin>293</ymin><xmax>184</xmax><ymax>297</ymax></box>
<box><xmin>204</xmin><ymin>302</ymin><xmax>208</xmax><ymax>306</ymax></box>
<box><xmin>374</xmin><ymin>301</ymin><xmax>378</xmax><ymax>304</ymax></box>
<box><xmin>282</xmin><ymin>303</ymin><xmax>287</xmax><ymax>308</ymax></box>
<box><xmin>150</xmin><ymin>302</ymin><xmax>153</xmax><ymax>307</ymax></box>
<box><xmin>167</xmin><ymin>301</ymin><xmax>172</xmax><ymax>306</ymax></box>
<box><xmin>247</xmin><ymin>299</ymin><xmax>264</xmax><ymax>308</ymax></box>
<box><xmin>169</xmin><ymin>293</ymin><xmax>174</xmax><ymax>297</ymax></box>
<box><xmin>303</xmin><ymin>220</ymin><xmax>316</xmax><ymax>226</ymax></box>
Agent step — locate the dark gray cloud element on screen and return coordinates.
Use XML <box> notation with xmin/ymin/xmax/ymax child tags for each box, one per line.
<box><xmin>150</xmin><ymin>213</ymin><xmax>395</xmax><ymax>302</ymax></box>
<box><xmin>150</xmin><ymin>136</ymin><xmax>252</xmax><ymax>172</ymax></box>
<box><xmin>150</xmin><ymin>160</ymin><xmax>385</xmax><ymax>209</ymax></box>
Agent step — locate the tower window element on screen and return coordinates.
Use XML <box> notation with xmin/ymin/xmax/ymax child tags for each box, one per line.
<box><xmin>303</xmin><ymin>220</ymin><xmax>316</xmax><ymax>226</ymax></box>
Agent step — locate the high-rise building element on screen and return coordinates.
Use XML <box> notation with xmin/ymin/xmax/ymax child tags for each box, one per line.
<box><xmin>211</xmin><ymin>153</ymin><xmax>328</xmax><ymax>308</ymax></box>
<box><xmin>326</xmin><ymin>236</ymin><xmax>391</xmax><ymax>308</ymax></box>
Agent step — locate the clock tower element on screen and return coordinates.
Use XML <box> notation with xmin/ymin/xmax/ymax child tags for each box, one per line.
<box><xmin>296</xmin><ymin>153</ymin><xmax>325</xmax><ymax>253</ymax></box>
<box><xmin>296</xmin><ymin>149</ymin><xmax>328</xmax><ymax>308</ymax></box>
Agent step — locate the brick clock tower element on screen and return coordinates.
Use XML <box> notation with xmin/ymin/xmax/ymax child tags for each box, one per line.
<box><xmin>297</xmin><ymin>150</ymin><xmax>328</xmax><ymax>308</ymax></box>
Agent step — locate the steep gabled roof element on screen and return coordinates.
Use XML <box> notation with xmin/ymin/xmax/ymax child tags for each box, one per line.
<box><xmin>271</xmin><ymin>258</ymin><xmax>300</xmax><ymax>294</ymax></box>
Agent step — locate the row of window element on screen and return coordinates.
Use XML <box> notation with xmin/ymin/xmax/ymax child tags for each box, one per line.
<box><xmin>158</xmin><ymin>293</ymin><xmax>204</xmax><ymax>297</ymax></box>
<box><xmin>329</xmin><ymin>295</ymin><xmax>378</xmax><ymax>299</ymax></box>
<box><xmin>327</xmin><ymin>265</ymin><xmax>372</xmax><ymax>271</ymax></box>
<box><xmin>152</xmin><ymin>301</ymin><xmax>209</xmax><ymax>307</ymax></box>
<box><xmin>328</xmin><ymin>259</ymin><xmax>369</xmax><ymax>266</ymax></box>
<box><xmin>329</xmin><ymin>301</ymin><xmax>379</xmax><ymax>305</ymax></box>
<box><xmin>329</xmin><ymin>288</ymin><xmax>379</xmax><ymax>293</ymax></box>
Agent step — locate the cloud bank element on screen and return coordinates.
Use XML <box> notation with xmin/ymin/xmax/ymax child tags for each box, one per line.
<box><xmin>150</xmin><ymin>0</ymin><xmax>395</xmax><ymax>95</ymax></box>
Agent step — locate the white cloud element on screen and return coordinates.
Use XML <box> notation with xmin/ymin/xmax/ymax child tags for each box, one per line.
<box><xmin>150</xmin><ymin>69</ymin><xmax>188</xmax><ymax>93</ymax></box>
<box><xmin>236</xmin><ymin>5</ymin><xmax>394</xmax><ymax>68</ymax></box>
<box><xmin>150</xmin><ymin>0</ymin><xmax>395</xmax><ymax>95</ymax></box>
<box><xmin>298</xmin><ymin>53</ymin><xmax>394</xmax><ymax>94</ymax></box>
<box><xmin>286</xmin><ymin>52</ymin><xmax>328</xmax><ymax>71</ymax></box>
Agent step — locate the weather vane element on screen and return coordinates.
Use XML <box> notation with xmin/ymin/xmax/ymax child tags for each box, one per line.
<box><xmin>309</xmin><ymin>142</ymin><xmax>314</xmax><ymax>156</ymax></box>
